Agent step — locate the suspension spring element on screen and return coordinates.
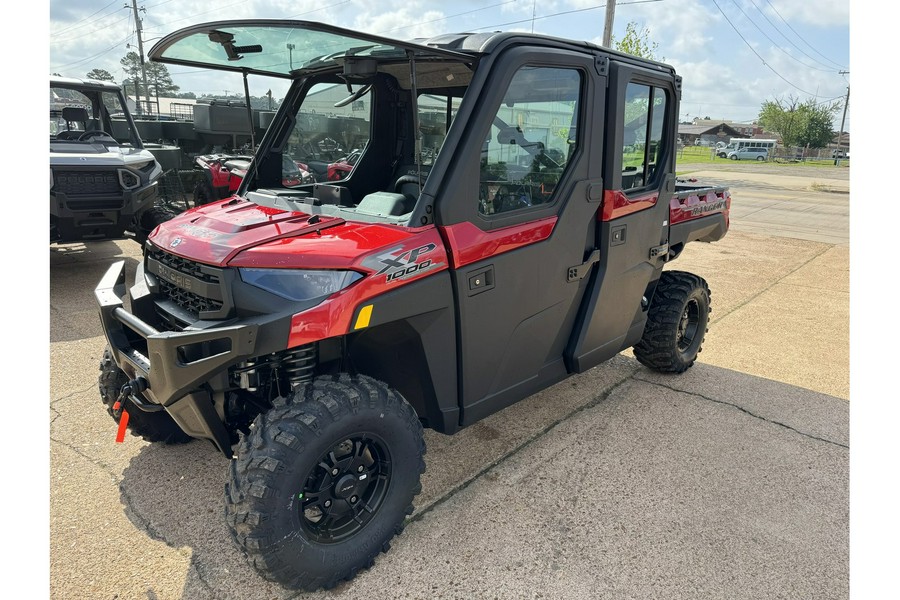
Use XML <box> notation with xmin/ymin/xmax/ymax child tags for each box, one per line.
<box><xmin>281</xmin><ymin>344</ymin><xmax>317</xmax><ymax>389</ymax></box>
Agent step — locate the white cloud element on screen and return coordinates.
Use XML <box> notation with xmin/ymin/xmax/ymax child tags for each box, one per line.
<box><xmin>764</xmin><ymin>0</ymin><xmax>849</xmax><ymax>29</ymax></box>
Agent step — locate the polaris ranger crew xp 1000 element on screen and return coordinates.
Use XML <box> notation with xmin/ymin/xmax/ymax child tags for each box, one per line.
<box><xmin>95</xmin><ymin>20</ymin><xmax>730</xmax><ymax>591</ymax></box>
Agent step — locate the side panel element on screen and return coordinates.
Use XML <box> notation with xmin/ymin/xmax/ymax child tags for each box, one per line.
<box><xmin>347</xmin><ymin>272</ymin><xmax>459</xmax><ymax>433</ymax></box>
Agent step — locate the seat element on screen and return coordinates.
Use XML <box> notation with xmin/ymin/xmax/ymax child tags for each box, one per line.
<box><xmin>56</xmin><ymin>107</ymin><xmax>90</xmax><ymax>140</ymax></box>
<box><xmin>390</xmin><ymin>164</ymin><xmax>430</xmax><ymax>214</ymax></box>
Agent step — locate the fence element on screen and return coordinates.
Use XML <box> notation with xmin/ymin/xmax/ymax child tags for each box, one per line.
<box><xmin>677</xmin><ymin>144</ymin><xmax>850</xmax><ymax>165</ymax></box>
<box><xmin>155</xmin><ymin>169</ymin><xmax>204</xmax><ymax>212</ymax></box>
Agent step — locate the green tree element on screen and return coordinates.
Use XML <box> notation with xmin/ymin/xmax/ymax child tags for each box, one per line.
<box><xmin>120</xmin><ymin>51</ymin><xmax>180</xmax><ymax>97</ymax></box>
<box><xmin>86</xmin><ymin>68</ymin><xmax>115</xmax><ymax>82</ymax></box>
<box><xmin>612</xmin><ymin>21</ymin><xmax>663</xmax><ymax>61</ymax></box>
<box><xmin>758</xmin><ymin>96</ymin><xmax>841</xmax><ymax>149</ymax></box>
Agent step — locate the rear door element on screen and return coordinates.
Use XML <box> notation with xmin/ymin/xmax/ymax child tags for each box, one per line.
<box><xmin>435</xmin><ymin>47</ymin><xmax>605</xmax><ymax>425</ymax></box>
<box><xmin>565</xmin><ymin>61</ymin><xmax>680</xmax><ymax>372</ymax></box>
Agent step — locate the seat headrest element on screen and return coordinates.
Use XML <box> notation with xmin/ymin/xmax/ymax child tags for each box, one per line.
<box><xmin>62</xmin><ymin>107</ymin><xmax>90</xmax><ymax>123</ymax></box>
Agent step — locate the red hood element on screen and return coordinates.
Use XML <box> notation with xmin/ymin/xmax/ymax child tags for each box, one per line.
<box><xmin>150</xmin><ymin>198</ymin><xmax>424</xmax><ymax>270</ymax></box>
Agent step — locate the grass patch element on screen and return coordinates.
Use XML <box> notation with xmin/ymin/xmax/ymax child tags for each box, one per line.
<box><xmin>674</xmin><ymin>145</ymin><xmax>851</xmax><ymax>169</ymax></box>
<box><xmin>809</xmin><ymin>181</ymin><xmax>850</xmax><ymax>193</ymax></box>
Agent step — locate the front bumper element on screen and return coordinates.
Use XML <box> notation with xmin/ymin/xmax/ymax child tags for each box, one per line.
<box><xmin>96</xmin><ymin>260</ymin><xmax>260</xmax><ymax>454</ymax></box>
<box><xmin>51</xmin><ymin>181</ymin><xmax>157</xmax><ymax>242</ymax></box>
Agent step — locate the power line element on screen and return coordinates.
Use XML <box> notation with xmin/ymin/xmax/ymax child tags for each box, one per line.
<box><xmin>762</xmin><ymin>0</ymin><xmax>846</xmax><ymax>70</ymax></box>
<box><xmin>50</xmin><ymin>34</ymin><xmax>133</xmax><ymax>71</ymax></box>
<box><xmin>286</xmin><ymin>1</ymin><xmax>351</xmax><ymax>19</ymax></box>
<box><xmin>375</xmin><ymin>0</ymin><xmax>519</xmax><ymax>36</ymax></box>
<box><xmin>727</xmin><ymin>0</ymin><xmax>834</xmax><ymax>73</ymax></box>
<box><xmin>53</xmin><ymin>14</ymin><xmax>133</xmax><ymax>44</ymax></box>
<box><xmin>710</xmin><ymin>0</ymin><xmax>820</xmax><ymax>97</ymax></box>
<box><xmin>746</xmin><ymin>0</ymin><xmax>845</xmax><ymax>72</ymax></box>
<box><xmin>51</xmin><ymin>1</ymin><xmax>120</xmax><ymax>36</ymax></box>
<box><xmin>467</xmin><ymin>0</ymin><xmax>664</xmax><ymax>33</ymax></box>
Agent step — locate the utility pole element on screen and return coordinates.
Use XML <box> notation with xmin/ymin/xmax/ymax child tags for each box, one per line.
<box><xmin>836</xmin><ymin>71</ymin><xmax>849</xmax><ymax>166</ymax></box>
<box><xmin>602</xmin><ymin>0</ymin><xmax>617</xmax><ymax>47</ymax></box>
<box><xmin>128</xmin><ymin>0</ymin><xmax>152</xmax><ymax>115</ymax></box>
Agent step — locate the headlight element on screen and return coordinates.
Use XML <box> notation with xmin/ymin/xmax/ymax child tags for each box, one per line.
<box><xmin>239</xmin><ymin>269</ymin><xmax>362</xmax><ymax>302</ymax></box>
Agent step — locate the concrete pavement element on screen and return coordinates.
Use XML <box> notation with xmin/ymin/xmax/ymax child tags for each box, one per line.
<box><xmin>49</xmin><ymin>166</ymin><xmax>849</xmax><ymax>599</ymax></box>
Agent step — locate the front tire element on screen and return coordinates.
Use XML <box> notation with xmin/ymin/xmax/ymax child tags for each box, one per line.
<box><xmin>633</xmin><ymin>271</ymin><xmax>710</xmax><ymax>373</ymax></box>
<box><xmin>193</xmin><ymin>179</ymin><xmax>216</xmax><ymax>207</ymax></box>
<box><xmin>133</xmin><ymin>206</ymin><xmax>178</xmax><ymax>245</ymax></box>
<box><xmin>98</xmin><ymin>347</ymin><xmax>192</xmax><ymax>443</ymax></box>
<box><xmin>225</xmin><ymin>374</ymin><xmax>425</xmax><ymax>591</ymax></box>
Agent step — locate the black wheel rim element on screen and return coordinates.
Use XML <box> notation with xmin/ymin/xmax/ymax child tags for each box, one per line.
<box><xmin>296</xmin><ymin>434</ymin><xmax>391</xmax><ymax>544</ymax></box>
<box><xmin>677</xmin><ymin>299</ymin><xmax>701</xmax><ymax>352</ymax></box>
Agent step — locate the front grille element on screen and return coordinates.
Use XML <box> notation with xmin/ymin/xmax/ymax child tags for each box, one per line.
<box><xmin>149</xmin><ymin>246</ymin><xmax>221</xmax><ymax>285</ymax></box>
<box><xmin>159</xmin><ymin>280</ymin><xmax>224</xmax><ymax>315</ymax></box>
<box><xmin>147</xmin><ymin>245</ymin><xmax>227</xmax><ymax>320</ymax></box>
<box><xmin>54</xmin><ymin>170</ymin><xmax>121</xmax><ymax>196</ymax></box>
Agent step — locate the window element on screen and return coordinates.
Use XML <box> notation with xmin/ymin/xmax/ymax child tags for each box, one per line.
<box><xmin>286</xmin><ymin>82</ymin><xmax>373</xmax><ymax>183</ymax></box>
<box><xmin>479</xmin><ymin>67</ymin><xmax>581</xmax><ymax>215</ymax></box>
<box><xmin>621</xmin><ymin>83</ymin><xmax>668</xmax><ymax>191</ymax></box>
<box><xmin>418</xmin><ymin>93</ymin><xmax>462</xmax><ymax>166</ymax></box>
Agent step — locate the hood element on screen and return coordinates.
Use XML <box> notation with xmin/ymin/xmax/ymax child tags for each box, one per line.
<box><xmin>49</xmin><ymin>142</ymin><xmax>157</xmax><ymax>168</ymax></box>
<box><xmin>151</xmin><ymin>198</ymin><xmax>421</xmax><ymax>269</ymax></box>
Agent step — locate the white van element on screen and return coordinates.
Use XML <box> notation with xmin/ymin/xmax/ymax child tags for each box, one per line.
<box><xmin>716</xmin><ymin>138</ymin><xmax>777</xmax><ymax>158</ymax></box>
<box><xmin>727</xmin><ymin>148</ymin><xmax>768</xmax><ymax>161</ymax></box>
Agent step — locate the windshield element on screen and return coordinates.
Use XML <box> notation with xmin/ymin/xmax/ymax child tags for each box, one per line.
<box><xmin>50</xmin><ymin>83</ymin><xmax>142</xmax><ymax>147</ymax></box>
<box><xmin>242</xmin><ymin>58</ymin><xmax>472</xmax><ymax>226</ymax></box>
<box><xmin>150</xmin><ymin>20</ymin><xmax>472</xmax><ymax>78</ymax></box>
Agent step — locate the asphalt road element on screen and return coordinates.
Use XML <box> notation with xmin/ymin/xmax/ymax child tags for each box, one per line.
<box><xmin>49</xmin><ymin>165</ymin><xmax>849</xmax><ymax>599</ymax></box>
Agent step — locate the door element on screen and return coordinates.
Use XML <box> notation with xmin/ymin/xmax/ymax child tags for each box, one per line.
<box><xmin>566</xmin><ymin>62</ymin><xmax>680</xmax><ymax>372</ymax></box>
<box><xmin>435</xmin><ymin>48</ymin><xmax>606</xmax><ymax>425</ymax></box>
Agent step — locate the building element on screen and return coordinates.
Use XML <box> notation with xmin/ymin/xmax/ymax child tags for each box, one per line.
<box><xmin>677</xmin><ymin>121</ymin><xmax>742</xmax><ymax>146</ymax></box>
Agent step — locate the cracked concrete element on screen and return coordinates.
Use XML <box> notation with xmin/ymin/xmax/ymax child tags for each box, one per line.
<box><xmin>635</xmin><ymin>376</ymin><xmax>848</xmax><ymax>449</ymax></box>
<box><xmin>49</xmin><ymin>167</ymin><xmax>849</xmax><ymax>599</ymax></box>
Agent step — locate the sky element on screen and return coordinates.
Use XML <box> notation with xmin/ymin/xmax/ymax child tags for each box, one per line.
<box><xmin>47</xmin><ymin>0</ymin><xmax>851</xmax><ymax>130</ymax></box>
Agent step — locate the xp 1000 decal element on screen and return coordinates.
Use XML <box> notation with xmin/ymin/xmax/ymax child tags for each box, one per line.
<box><xmin>365</xmin><ymin>243</ymin><xmax>443</xmax><ymax>283</ymax></box>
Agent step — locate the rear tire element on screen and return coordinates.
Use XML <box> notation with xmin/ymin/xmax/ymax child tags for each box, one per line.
<box><xmin>633</xmin><ymin>271</ymin><xmax>710</xmax><ymax>373</ymax></box>
<box><xmin>98</xmin><ymin>347</ymin><xmax>192</xmax><ymax>443</ymax></box>
<box><xmin>225</xmin><ymin>374</ymin><xmax>425</xmax><ymax>591</ymax></box>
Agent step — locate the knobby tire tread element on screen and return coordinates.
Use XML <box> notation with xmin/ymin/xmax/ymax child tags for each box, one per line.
<box><xmin>225</xmin><ymin>373</ymin><xmax>425</xmax><ymax>591</ymax></box>
<box><xmin>633</xmin><ymin>270</ymin><xmax>710</xmax><ymax>373</ymax></box>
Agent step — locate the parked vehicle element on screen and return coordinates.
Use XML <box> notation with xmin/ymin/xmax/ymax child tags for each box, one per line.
<box><xmin>728</xmin><ymin>148</ymin><xmax>768</xmax><ymax>161</ymax></box>
<box><xmin>192</xmin><ymin>152</ymin><xmax>316</xmax><ymax>205</ymax></box>
<box><xmin>95</xmin><ymin>20</ymin><xmax>730</xmax><ymax>591</ymax></box>
<box><xmin>716</xmin><ymin>138</ymin><xmax>776</xmax><ymax>159</ymax></box>
<box><xmin>50</xmin><ymin>76</ymin><xmax>173</xmax><ymax>243</ymax></box>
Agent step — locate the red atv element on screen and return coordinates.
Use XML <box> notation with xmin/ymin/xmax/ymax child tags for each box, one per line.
<box><xmin>326</xmin><ymin>148</ymin><xmax>362</xmax><ymax>181</ymax></box>
<box><xmin>193</xmin><ymin>152</ymin><xmax>315</xmax><ymax>205</ymax></box>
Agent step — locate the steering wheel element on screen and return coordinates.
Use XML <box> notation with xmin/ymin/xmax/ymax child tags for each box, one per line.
<box><xmin>77</xmin><ymin>130</ymin><xmax>114</xmax><ymax>141</ymax></box>
<box><xmin>493</xmin><ymin>184</ymin><xmax>531</xmax><ymax>212</ymax></box>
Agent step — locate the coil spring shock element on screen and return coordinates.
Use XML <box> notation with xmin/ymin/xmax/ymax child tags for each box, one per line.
<box><xmin>280</xmin><ymin>344</ymin><xmax>317</xmax><ymax>390</ymax></box>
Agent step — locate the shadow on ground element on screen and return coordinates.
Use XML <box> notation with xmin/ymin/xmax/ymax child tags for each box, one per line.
<box><xmin>116</xmin><ymin>360</ymin><xmax>848</xmax><ymax>600</ymax></box>
<box><xmin>50</xmin><ymin>240</ymin><xmax>141</xmax><ymax>343</ymax></box>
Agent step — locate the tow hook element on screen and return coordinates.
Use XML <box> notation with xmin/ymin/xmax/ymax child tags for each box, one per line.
<box><xmin>113</xmin><ymin>377</ymin><xmax>149</xmax><ymax>443</ymax></box>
